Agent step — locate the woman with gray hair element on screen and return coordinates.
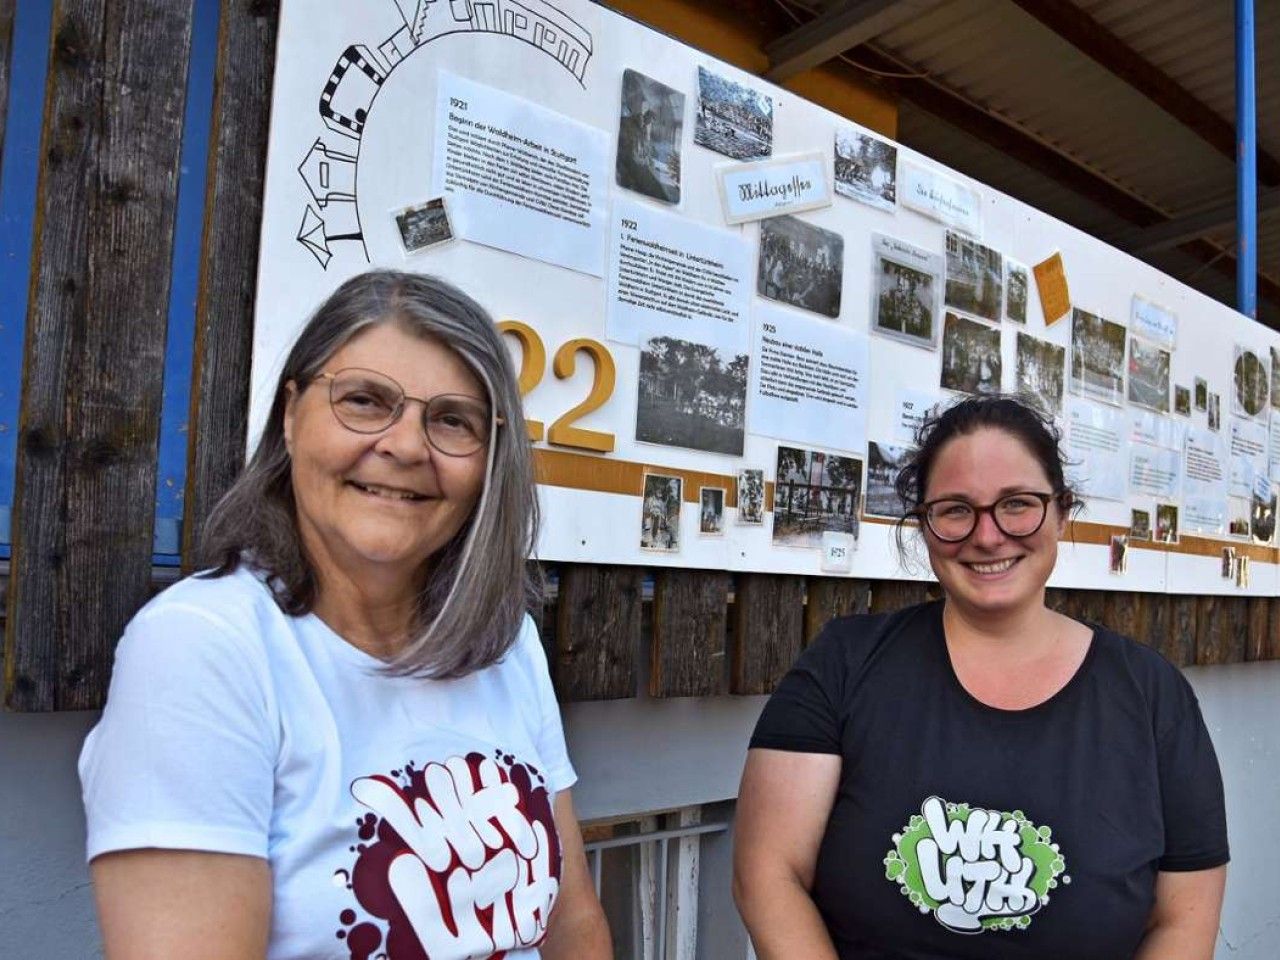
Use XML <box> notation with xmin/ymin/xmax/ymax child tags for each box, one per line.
<box><xmin>79</xmin><ymin>270</ymin><xmax>611</xmax><ymax>960</ymax></box>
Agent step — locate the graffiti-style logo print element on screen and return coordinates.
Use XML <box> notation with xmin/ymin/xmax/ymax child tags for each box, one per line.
<box><xmin>336</xmin><ymin>751</ymin><xmax>560</xmax><ymax>960</ymax></box>
<box><xmin>883</xmin><ymin>796</ymin><xmax>1068</xmax><ymax>933</ymax></box>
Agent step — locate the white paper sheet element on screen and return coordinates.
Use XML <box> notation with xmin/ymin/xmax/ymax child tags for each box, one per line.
<box><xmin>748</xmin><ymin>304</ymin><xmax>868</xmax><ymax>452</ymax></box>
<box><xmin>433</xmin><ymin>71</ymin><xmax>609</xmax><ymax>276</ymax></box>
<box><xmin>1229</xmin><ymin>416</ymin><xmax>1268</xmax><ymax>497</ymax></box>
<box><xmin>1066</xmin><ymin>399</ymin><xmax>1126</xmax><ymax>501</ymax></box>
<box><xmin>1129</xmin><ymin>444</ymin><xmax>1181</xmax><ymax>499</ymax></box>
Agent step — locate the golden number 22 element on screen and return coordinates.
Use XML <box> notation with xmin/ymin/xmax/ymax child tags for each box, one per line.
<box><xmin>498</xmin><ymin>321</ymin><xmax>617</xmax><ymax>453</ymax></box>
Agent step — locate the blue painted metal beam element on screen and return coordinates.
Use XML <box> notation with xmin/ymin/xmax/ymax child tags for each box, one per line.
<box><xmin>1237</xmin><ymin>0</ymin><xmax>1257</xmax><ymax>318</ymax></box>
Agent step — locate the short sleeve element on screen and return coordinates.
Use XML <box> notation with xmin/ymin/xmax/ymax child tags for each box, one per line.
<box><xmin>516</xmin><ymin>617</ymin><xmax>577</xmax><ymax>793</ymax></box>
<box><xmin>1156</xmin><ymin>698</ymin><xmax>1230</xmax><ymax>871</ymax></box>
<box><xmin>749</xmin><ymin>622</ymin><xmax>848</xmax><ymax>755</ymax></box>
<box><xmin>78</xmin><ymin>599</ymin><xmax>278</xmax><ymax>862</ymax></box>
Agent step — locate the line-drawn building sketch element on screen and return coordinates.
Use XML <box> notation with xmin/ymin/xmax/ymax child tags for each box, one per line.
<box><xmin>320</xmin><ymin>44</ymin><xmax>387</xmax><ymax>139</ymax></box>
<box><xmin>297</xmin><ymin>138</ymin><xmax>357</xmax><ymax>206</ymax></box>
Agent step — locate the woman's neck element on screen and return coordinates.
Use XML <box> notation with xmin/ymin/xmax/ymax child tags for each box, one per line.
<box><xmin>311</xmin><ymin>567</ymin><xmax>421</xmax><ymax>660</ymax></box>
<box><xmin>942</xmin><ymin>594</ymin><xmax>1058</xmax><ymax>659</ymax></box>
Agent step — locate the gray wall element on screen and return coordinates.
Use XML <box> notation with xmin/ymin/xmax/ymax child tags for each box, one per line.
<box><xmin>2</xmin><ymin>666</ymin><xmax>1277</xmax><ymax>959</ymax></box>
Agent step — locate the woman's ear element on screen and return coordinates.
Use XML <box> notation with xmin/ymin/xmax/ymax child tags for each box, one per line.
<box><xmin>282</xmin><ymin>381</ymin><xmax>299</xmax><ymax>455</ymax></box>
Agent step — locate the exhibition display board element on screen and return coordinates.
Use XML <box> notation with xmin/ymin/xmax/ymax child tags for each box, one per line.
<box><xmin>254</xmin><ymin>0</ymin><xmax>1278</xmax><ymax>595</ymax></box>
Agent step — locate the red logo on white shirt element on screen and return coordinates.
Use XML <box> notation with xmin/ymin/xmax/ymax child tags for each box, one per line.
<box><xmin>337</xmin><ymin>750</ymin><xmax>561</xmax><ymax>960</ymax></box>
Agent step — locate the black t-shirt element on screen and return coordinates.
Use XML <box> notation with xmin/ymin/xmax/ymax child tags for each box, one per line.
<box><xmin>749</xmin><ymin>601</ymin><xmax>1229</xmax><ymax>960</ymax></box>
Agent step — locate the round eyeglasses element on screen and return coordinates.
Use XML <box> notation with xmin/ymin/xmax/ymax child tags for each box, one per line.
<box><xmin>313</xmin><ymin>368</ymin><xmax>500</xmax><ymax>457</ymax></box>
<box><xmin>918</xmin><ymin>491</ymin><xmax>1058</xmax><ymax>543</ymax></box>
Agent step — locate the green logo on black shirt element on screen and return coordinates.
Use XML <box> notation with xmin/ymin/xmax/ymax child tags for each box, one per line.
<box><xmin>883</xmin><ymin>796</ymin><xmax>1069</xmax><ymax>933</ymax></box>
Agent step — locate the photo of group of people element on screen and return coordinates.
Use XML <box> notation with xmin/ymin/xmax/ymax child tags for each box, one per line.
<box><xmin>635</xmin><ymin>336</ymin><xmax>748</xmax><ymax>456</ymax></box>
<box><xmin>1015</xmin><ymin>332</ymin><xmax>1065</xmax><ymax>415</ymax></box>
<box><xmin>944</xmin><ymin>231</ymin><xmax>1003</xmax><ymax>322</ymax></box>
<box><xmin>941</xmin><ymin>312</ymin><xmax>1002</xmax><ymax>396</ymax></box>
<box><xmin>757</xmin><ymin>215</ymin><xmax>844</xmax><ymax>318</ymax></box>
<box><xmin>1070</xmin><ymin>308</ymin><xmax>1126</xmax><ymax>405</ymax></box>
<box><xmin>871</xmin><ymin>235</ymin><xmax>938</xmax><ymax>349</ymax></box>
<box><xmin>833</xmin><ymin>128</ymin><xmax>897</xmax><ymax>212</ymax></box>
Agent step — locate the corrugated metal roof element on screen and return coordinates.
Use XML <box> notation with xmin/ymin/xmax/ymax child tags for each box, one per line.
<box><xmin>823</xmin><ymin>0</ymin><xmax>1279</xmax><ymax>324</ymax></box>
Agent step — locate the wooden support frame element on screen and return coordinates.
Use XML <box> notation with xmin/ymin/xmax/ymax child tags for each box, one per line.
<box><xmin>731</xmin><ymin>573</ymin><xmax>805</xmax><ymax>694</ymax></box>
<box><xmin>555</xmin><ymin>564</ymin><xmax>642</xmax><ymax>700</ymax></box>
<box><xmin>650</xmin><ymin>569</ymin><xmax>729</xmax><ymax>698</ymax></box>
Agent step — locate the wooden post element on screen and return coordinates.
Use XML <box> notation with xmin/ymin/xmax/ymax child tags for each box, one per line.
<box><xmin>1161</xmin><ymin>594</ymin><xmax>1197</xmax><ymax>667</ymax></box>
<box><xmin>804</xmin><ymin>577</ymin><xmax>870</xmax><ymax>644</ymax></box>
<box><xmin>1195</xmin><ymin>595</ymin><xmax>1247</xmax><ymax>665</ymax></box>
<box><xmin>554</xmin><ymin>564</ymin><xmax>642</xmax><ymax>701</ymax></box>
<box><xmin>731</xmin><ymin>573</ymin><xmax>804</xmax><ymax>694</ymax></box>
<box><xmin>650</xmin><ymin>569</ymin><xmax>729</xmax><ymax>697</ymax></box>
<box><xmin>1246</xmin><ymin>595</ymin><xmax>1270</xmax><ymax>661</ymax></box>
<box><xmin>868</xmin><ymin>578</ymin><xmax>931</xmax><ymax>614</ymax></box>
<box><xmin>181</xmin><ymin>0</ymin><xmax>280</xmax><ymax>571</ymax></box>
<box><xmin>5</xmin><ymin>0</ymin><xmax>195</xmax><ymax>710</ymax></box>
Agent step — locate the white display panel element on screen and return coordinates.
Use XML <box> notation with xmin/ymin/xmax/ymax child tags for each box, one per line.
<box><xmin>255</xmin><ymin>0</ymin><xmax>1280</xmax><ymax>593</ymax></box>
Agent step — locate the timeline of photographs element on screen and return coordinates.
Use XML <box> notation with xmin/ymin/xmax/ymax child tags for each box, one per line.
<box><xmin>773</xmin><ymin>446</ymin><xmax>863</xmax><ymax>548</ymax></box>
<box><xmin>1127</xmin><ymin>337</ymin><xmax>1170</xmax><ymax>413</ymax></box>
<box><xmin>700</xmin><ymin>487</ymin><xmax>726</xmax><ymax>534</ymax></box>
<box><xmin>616</xmin><ymin>69</ymin><xmax>684</xmax><ymax>205</ymax></box>
<box><xmin>394</xmin><ymin>198</ymin><xmax>453</xmax><ymax>253</ymax></box>
<box><xmin>1015</xmin><ymin>332</ymin><xmax>1065</xmax><ymax>416</ymax></box>
<box><xmin>636</xmin><ymin>336</ymin><xmax>748</xmax><ymax>456</ymax></box>
<box><xmin>944</xmin><ymin>231</ymin><xmax>1003</xmax><ymax>322</ymax></box>
<box><xmin>941</xmin><ymin>312</ymin><xmax>1002</xmax><ymax>395</ymax></box>
<box><xmin>640</xmin><ymin>474</ymin><xmax>683</xmax><ymax>552</ymax></box>
<box><xmin>871</xmin><ymin>235</ymin><xmax>939</xmax><ymax>350</ymax></box>
<box><xmin>1005</xmin><ymin>260</ymin><xmax>1029</xmax><ymax>324</ymax></box>
<box><xmin>833</xmin><ymin>128</ymin><xmax>897</xmax><ymax>212</ymax></box>
<box><xmin>757</xmin><ymin>215</ymin><xmax>844</xmax><ymax>318</ymax></box>
<box><xmin>694</xmin><ymin>66</ymin><xmax>772</xmax><ymax>161</ymax></box>
<box><xmin>1069</xmin><ymin>308</ymin><xmax>1126</xmax><ymax>405</ymax></box>
<box><xmin>737</xmin><ymin>468</ymin><xmax>765</xmax><ymax>525</ymax></box>
<box><xmin>1232</xmin><ymin>345</ymin><xmax>1269</xmax><ymax>418</ymax></box>
<box><xmin>865</xmin><ymin>442</ymin><xmax>910</xmax><ymax>519</ymax></box>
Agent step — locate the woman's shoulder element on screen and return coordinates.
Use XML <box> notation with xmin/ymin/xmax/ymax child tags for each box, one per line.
<box><xmin>1085</xmin><ymin>621</ymin><xmax>1200</xmax><ymax>726</ymax></box>
<box><xmin>799</xmin><ymin>599</ymin><xmax>940</xmax><ymax>682</ymax></box>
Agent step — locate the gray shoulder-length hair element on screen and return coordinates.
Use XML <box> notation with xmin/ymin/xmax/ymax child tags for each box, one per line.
<box><xmin>200</xmin><ymin>269</ymin><xmax>541</xmax><ymax>678</ymax></box>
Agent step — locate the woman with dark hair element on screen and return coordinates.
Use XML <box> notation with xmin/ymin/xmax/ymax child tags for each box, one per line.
<box><xmin>80</xmin><ymin>270</ymin><xmax>611</xmax><ymax>959</ymax></box>
<box><xmin>734</xmin><ymin>395</ymin><xmax>1227</xmax><ymax>959</ymax></box>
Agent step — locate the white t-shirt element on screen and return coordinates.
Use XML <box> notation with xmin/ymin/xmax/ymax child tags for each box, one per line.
<box><xmin>79</xmin><ymin>566</ymin><xmax>576</xmax><ymax>960</ymax></box>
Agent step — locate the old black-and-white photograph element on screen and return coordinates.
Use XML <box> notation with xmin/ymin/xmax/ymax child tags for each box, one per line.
<box><xmin>1195</xmin><ymin>377</ymin><xmax>1208</xmax><ymax>412</ymax></box>
<box><xmin>942</xmin><ymin>312</ymin><xmax>1002</xmax><ymax>395</ymax></box>
<box><xmin>700</xmin><ymin>487</ymin><xmax>726</xmax><ymax>534</ymax></box>
<box><xmin>640</xmin><ymin>473</ymin><xmax>683</xmax><ymax>552</ymax></box>
<box><xmin>833</xmin><ymin>127</ymin><xmax>896</xmax><ymax>212</ymax></box>
<box><xmin>1237</xmin><ymin>554</ymin><xmax>1251</xmax><ymax>588</ymax></box>
<box><xmin>737</xmin><ymin>468</ymin><xmax>765</xmax><ymax>524</ymax></box>
<box><xmin>1208</xmin><ymin>392</ymin><xmax>1221</xmax><ymax>430</ymax></box>
<box><xmin>772</xmin><ymin>446</ymin><xmax>863</xmax><ymax>548</ymax></box>
<box><xmin>1222</xmin><ymin>546</ymin><xmax>1237</xmax><ymax>578</ymax></box>
<box><xmin>1272</xmin><ymin>346</ymin><xmax>1280</xmax><ymax>411</ymax></box>
<box><xmin>1015</xmin><ymin>331</ymin><xmax>1065</xmax><ymax>415</ymax></box>
<box><xmin>694</xmin><ymin>66</ymin><xmax>772</xmax><ymax>161</ymax></box>
<box><xmin>865</xmin><ymin>441</ymin><xmax>910</xmax><ymax>519</ymax></box>
<box><xmin>394</xmin><ymin>197</ymin><xmax>453</xmax><ymax>253</ymax></box>
<box><xmin>1233</xmin><ymin>345</ymin><xmax>1269</xmax><ymax>418</ymax></box>
<box><xmin>1252</xmin><ymin>484</ymin><xmax>1276</xmax><ymax>545</ymax></box>
<box><xmin>1069</xmin><ymin>308</ymin><xmax>1126</xmax><ymax>406</ymax></box>
<box><xmin>944</xmin><ymin>231</ymin><xmax>1003</xmax><ymax>322</ymax></box>
<box><xmin>616</xmin><ymin>68</ymin><xmax>684</xmax><ymax>205</ymax></box>
<box><xmin>1130</xmin><ymin>508</ymin><xmax>1151</xmax><ymax>541</ymax></box>
<box><xmin>1228</xmin><ymin>497</ymin><xmax>1251</xmax><ymax>537</ymax></box>
<box><xmin>872</xmin><ymin>235</ymin><xmax>938</xmax><ymax>349</ymax></box>
<box><xmin>1127</xmin><ymin>336</ymin><xmax>1170</xmax><ymax>413</ymax></box>
<box><xmin>636</xmin><ymin>336</ymin><xmax>748</xmax><ymax>456</ymax></box>
<box><xmin>1005</xmin><ymin>259</ymin><xmax>1029</xmax><ymax>324</ymax></box>
<box><xmin>757</xmin><ymin>215</ymin><xmax>844</xmax><ymax>318</ymax></box>
<box><xmin>1174</xmin><ymin>385</ymin><xmax>1191</xmax><ymax>416</ymax></box>
<box><xmin>1109</xmin><ymin>534</ymin><xmax>1128</xmax><ymax>574</ymax></box>
<box><xmin>1155</xmin><ymin>502</ymin><xmax>1179</xmax><ymax>544</ymax></box>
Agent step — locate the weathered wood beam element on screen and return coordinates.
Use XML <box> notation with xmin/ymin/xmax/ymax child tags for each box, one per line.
<box><xmin>765</xmin><ymin>0</ymin><xmax>945</xmax><ymax>82</ymax></box>
<box><xmin>1007</xmin><ymin>0</ymin><xmax>1280</xmax><ymax>186</ymax></box>
<box><xmin>650</xmin><ymin>569</ymin><xmax>729</xmax><ymax>697</ymax></box>
<box><xmin>181</xmin><ymin>0</ymin><xmax>279</xmax><ymax>570</ymax></box>
<box><xmin>5</xmin><ymin>0</ymin><xmax>195</xmax><ymax>710</ymax></box>
<box><xmin>0</xmin><ymin>0</ymin><xmax>14</xmax><ymax>162</ymax></box>
<box><xmin>555</xmin><ymin>564</ymin><xmax>642</xmax><ymax>700</ymax></box>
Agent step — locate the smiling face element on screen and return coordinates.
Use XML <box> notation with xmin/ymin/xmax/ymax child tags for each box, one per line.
<box><xmin>283</xmin><ymin>321</ymin><xmax>488</xmax><ymax>595</ymax></box>
<box><xmin>922</xmin><ymin>427</ymin><xmax>1066</xmax><ymax>620</ymax></box>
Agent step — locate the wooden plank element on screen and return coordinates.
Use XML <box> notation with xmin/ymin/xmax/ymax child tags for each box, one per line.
<box><xmin>5</xmin><ymin>0</ymin><xmax>195</xmax><ymax>711</ymax></box>
<box><xmin>1268</xmin><ymin>598</ymin><xmax>1280</xmax><ymax>661</ymax></box>
<box><xmin>1194</xmin><ymin>595</ymin><xmax>1247</xmax><ymax>666</ymax></box>
<box><xmin>554</xmin><ymin>563</ymin><xmax>642</xmax><ymax>701</ymax></box>
<box><xmin>1162</xmin><ymin>595</ymin><xmax>1197</xmax><ymax>668</ymax></box>
<box><xmin>1103</xmin><ymin>591</ymin><xmax>1153</xmax><ymax>646</ymax></box>
<box><xmin>181</xmin><ymin>0</ymin><xmax>280</xmax><ymax>569</ymax></box>
<box><xmin>731</xmin><ymin>573</ymin><xmax>804</xmax><ymax>695</ymax></box>
<box><xmin>650</xmin><ymin>569</ymin><xmax>729</xmax><ymax>698</ymax></box>
<box><xmin>1246</xmin><ymin>596</ymin><xmax>1270</xmax><ymax>662</ymax></box>
<box><xmin>804</xmin><ymin>576</ymin><xmax>870</xmax><ymax>643</ymax></box>
<box><xmin>868</xmin><ymin>578</ymin><xmax>930</xmax><ymax>615</ymax></box>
